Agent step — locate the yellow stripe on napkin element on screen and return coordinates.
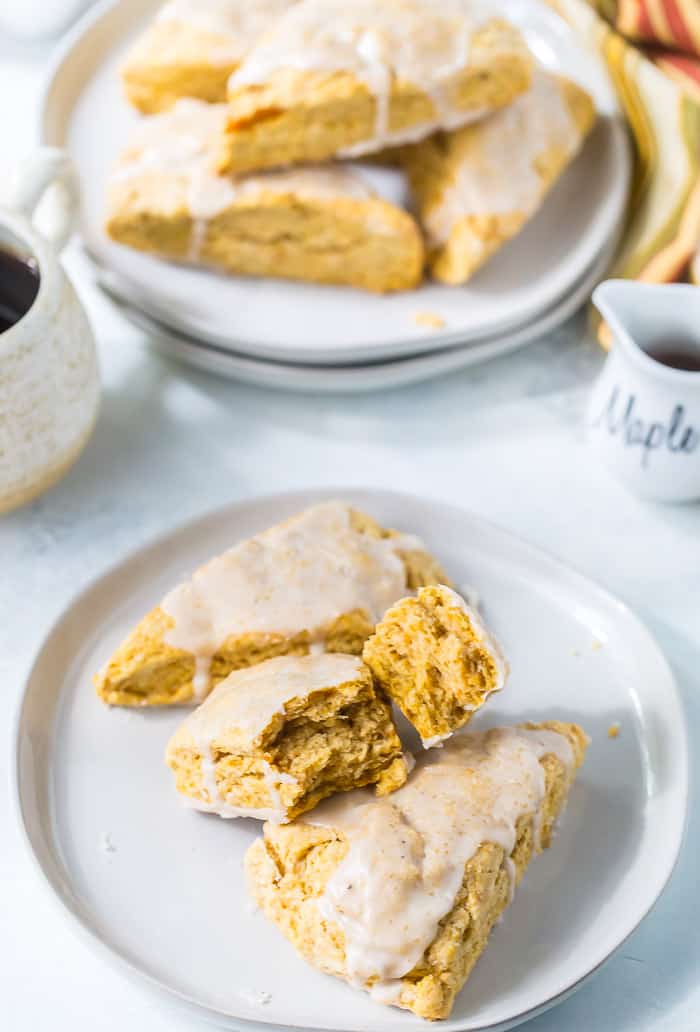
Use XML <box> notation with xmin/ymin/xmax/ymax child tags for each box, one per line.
<box><xmin>550</xmin><ymin>0</ymin><xmax>700</xmax><ymax>346</ymax></box>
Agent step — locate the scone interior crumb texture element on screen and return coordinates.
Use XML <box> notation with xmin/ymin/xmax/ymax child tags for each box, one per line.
<box><xmin>246</xmin><ymin>721</ymin><xmax>587</xmax><ymax>1019</ymax></box>
<box><xmin>94</xmin><ymin>502</ymin><xmax>449</xmax><ymax>707</ymax></box>
<box><xmin>165</xmin><ymin>653</ymin><xmax>408</xmax><ymax>822</ymax></box>
<box><xmin>363</xmin><ymin>584</ymin><xmax>507</xmax><ymax>743</ymax></box>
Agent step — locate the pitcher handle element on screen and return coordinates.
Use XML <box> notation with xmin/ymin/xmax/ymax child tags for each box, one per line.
<box><xmin>12</xmin><ymin>147</ymin><xmax>79</xmax><ymax>254</ymax></box>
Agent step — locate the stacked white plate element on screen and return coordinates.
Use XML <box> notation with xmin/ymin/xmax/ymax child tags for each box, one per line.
<box><xmin>42</xmin><ymin>0</ymin><xmax>631</xmax><ymax>392</ymax></box>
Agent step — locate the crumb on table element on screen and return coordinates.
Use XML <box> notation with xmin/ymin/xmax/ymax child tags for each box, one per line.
<box><xmin>100</xmin><ymin>832</ymin><xmax>116</xmax><ymax>853</ymax></box>
<box><xmin>607</xmin><ymin>723</ymin><xmax>620</xmax><ymax>739</ymax></box>
<box><xmin>414</xmin><ymin>311</ymin><xmax>446</xmax><ymax>330</ymax></box>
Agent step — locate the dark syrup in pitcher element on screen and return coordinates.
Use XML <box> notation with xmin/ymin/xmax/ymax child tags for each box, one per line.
<box><xmin>0</xmin><ymin>248</ymin><xmax>40</xmax><ymax>333</ymax></box>
<box><xmin>645</xmin><ymin>339</ymin><xmax>700</xmax><ymax>372</ymax></box>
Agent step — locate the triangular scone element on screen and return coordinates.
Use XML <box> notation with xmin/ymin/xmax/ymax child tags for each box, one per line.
<box><xmin>166</xmin><ymin>653</ymin><xmax>408</xmax><ymax>822</ymax></box>
<box><xmin>217</xmin><ymin>0</ymin><xmax>533</xmax><ymax>174</ymax></box>
<box><xmin>363</xmin><ymin>584</ymin><xmax>508</xmax><ymax>746</ymax></box>
<box><xmin>402</xmin><ymin>69</ymin><xmax>597</xmax><ymax>284</ymax></box>
<box><xmin>122</xmin><ymin>0</ymin><xmax>294</xmax><ymax>113</ymax></box>
<box><xmin>94</xmin><ymin>501</ymin><xmax>449</xmax><ymax>707</ymax></box>
<box><xmin>106</xmin><ymin>100</ymin><xmax>424</xmax><ymax>293</ymax></box>
<box><xmin>246</xmin><ymin>721</ymin><xmax>587</xmax><ymax>1020</ymax></box>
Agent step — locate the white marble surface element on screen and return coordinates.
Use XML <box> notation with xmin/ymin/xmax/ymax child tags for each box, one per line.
<box><xmin>1</xmin><ymin>34</ymin><xmax>700</xmax><ymax>1032</ymax></box>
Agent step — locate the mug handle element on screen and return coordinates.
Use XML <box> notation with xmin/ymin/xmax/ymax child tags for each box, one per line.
<box><xmin>12</xmin><ymin>147</ymin><xmax>79</xmax><ymax>254</ymax></box>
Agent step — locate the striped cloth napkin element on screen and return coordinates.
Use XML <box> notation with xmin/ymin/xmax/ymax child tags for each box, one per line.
<box><xmin>549</xmin><ymin>0</ymin><xmax>700</xmax><ymax>345</ymax></box>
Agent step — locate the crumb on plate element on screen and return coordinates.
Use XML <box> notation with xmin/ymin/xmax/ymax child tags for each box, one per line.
<box><xmin>414</xmin><ymin>310</ymin><xmax>446</xmax><ymax>330</ymax></box>
<box><xmin>100</xmin><ymin>832</ymin><xmax>116</xmax><ymax>853</ymax></box>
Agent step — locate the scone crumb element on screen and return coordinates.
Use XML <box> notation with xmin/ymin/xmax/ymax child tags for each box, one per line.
<box><xmin>100</xmin><ymin>832</ymin><xmax>117</xmax><ymax>854</ymax></box>
<box><xmin>240</xmin><ymin>989</ymin><xmax>272</xmax><ymax>1006</ymax></box>
<box><xmin>414</xmin><ymin>310</ymin><xmax>446</xmax><ymax>330</ymax></box>
<box><xmin>608</xmin><ymin>723</ymin><xmax>621</xmax><ymax>739</ymax></box>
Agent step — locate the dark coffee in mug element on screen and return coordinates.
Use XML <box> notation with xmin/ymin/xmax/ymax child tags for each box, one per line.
<box><xmin>0</xmin><ymin>248</ymin><xmax>40</xmax><ymax>333</ymax></box>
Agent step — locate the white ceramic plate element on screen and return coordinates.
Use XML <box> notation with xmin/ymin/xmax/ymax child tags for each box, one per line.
<box><xmin>14</xmin><ymin>489</ymin><xmax>688</xmax><ymax>1032</ymax></box>
<box><xmin>99</xmin><ymin>229</ymin><xmax>620</xmax><ymax>393</ymax></box>
<box><xmin>41</xmin><ymin>0</ymin><xmax>631</xmax><ymax>365</ymax></box>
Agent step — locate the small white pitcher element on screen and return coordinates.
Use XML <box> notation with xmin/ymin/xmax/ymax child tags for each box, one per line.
<box><xmin>0</xmin><ymin>148</ymin><xmax>99</xmax><ymax>515</ymax></box>
<box><xmin>588</xmin><ymin>280</ymin><xmax>700</xmax><ymax>502</ymax></box>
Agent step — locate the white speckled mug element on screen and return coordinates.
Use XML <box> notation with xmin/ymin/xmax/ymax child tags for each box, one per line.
<box><xmin>0</xmin><ymin>147</ymin><xmax>99</xmax><ymax>514</ymax></box>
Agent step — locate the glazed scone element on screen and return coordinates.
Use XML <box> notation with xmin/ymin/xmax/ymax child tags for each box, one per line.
<box><xmin>217</xmin><ymin>0</ymin><xmax>533</xmax><ymax>174</ymax></box>
<box><xmin>246</xmin><ymin>721</ymin><xmax>587</xmax><ymax>1019</ymax></box>
<box><xmin>363</xmin><ymin>584</ymin><xmax>507</xmax><ymax>746</ymax></box>
<box><xmin>106</xmin><ymin>100</ymin><xmax>424</xmax><ymax>292</ymax></box>
<box><xmin>402</xmin><ymin>69</ymin><xmax>597</xmax><ymax>284</ymax></box>
<box><xmin>94</xmin><ymin>500</ymin><xmax>449</xmax><ymax>707</ymax></box>
<box><xmin>122</xmin><ymin>0</ymin><xmax>294</xmax><ymax>113</ymax></box>
<box><xmin>166</xmin><ymin>653</ymin><xmax>408</xmax><ymax>822</ymax></box>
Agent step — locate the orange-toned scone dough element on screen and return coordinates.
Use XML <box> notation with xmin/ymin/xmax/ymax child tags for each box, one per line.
<box><xmin>363</xmin><ymin>584</ymin><xmax>508</xmax><ymax>745</ymax></box>
<box><xmin>122</xmin><ymin>0</ymin><xmax>294</xmax><ymax>113</ymax></box>
<box><xmin>166</xmin><ymin>653</ymin><xmax>408</xmax><ymax>822</ymax></box>
<box><xmin>94</xmin><ymin>500</ymin><xmax>449</xmax><ymax>707</ymax></box>
<box><xmin>106</xmin><ymin>100</ymin><xmax>424</xmax><ymax>293</ymax></box>
<box><xmin>218</xmin><ymin>0</ymin><xmax>533</xmax><ymax>173</ymax></box>
<box><xmin>246</xmin><ymin>721</ymin><xmax>587</xmax><ymax>1020</ymax></box>
<box><xmin>402</xmin><ymin>69</ymin><xmax>596</xmax><ymax>284</ymax></box>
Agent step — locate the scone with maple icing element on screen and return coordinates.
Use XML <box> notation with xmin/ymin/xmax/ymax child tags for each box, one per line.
<box><xmin>94</xmin><ymin>501</ymin><xmax>449</xmax><ymax>707</ymax></box>
<box><xmin>401</xmin><ymin>68</ymin><xmax>597</xmax><ymax>284</ymax></box>
<box><xmin>122</xmin><ymin>0</ymin><xmax>294</xmax><ymax>113</ymax></box>
<box><xmin>105</xmin><ymin>100</ymin><xmax>424</xmax><ymax>293</ymax></box>
<box><xmin>166</xmin><ymin>653</ymin><xmax>408</xmax><ymax>822</ymax></box>
<box><xmin>216</xmin><ymin>0</ymin><xmax>533</xmax><ymax>174</ymax></box>
<box><xmin>246</xmin><ymin>721</ymin><xmax>587</xmax><ymax>1020</ymax></box>
<box><xmin>363</xmin><ymin>584</ymin><xmax>507</xmax><ymax>747</ymax></box>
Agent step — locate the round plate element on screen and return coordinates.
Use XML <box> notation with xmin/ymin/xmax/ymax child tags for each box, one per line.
<box><xmin>100</xmin><ymin>225</ymin><xmax>619</xmax><ymax>393</ymax></box>
<box><xmin>41</xmin><ymin>0</ymin><xmax>631</xmax><ymax>366</ymax></box>
<box><xmin>13</xmin><ymin>489</ymin><xmax>687</xmax><ymax>1032</ymax></box>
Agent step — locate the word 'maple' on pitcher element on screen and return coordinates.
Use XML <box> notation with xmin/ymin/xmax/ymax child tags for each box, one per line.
<box><xmin>592</xmin><ymin>385</ymin><xmax>699</xmax><ymax>468</ymax></box>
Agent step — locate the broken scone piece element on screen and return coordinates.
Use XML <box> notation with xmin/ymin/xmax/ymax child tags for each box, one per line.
<box><xmin>247</xmin><ymin>721</ymin><xmax>587</xmax><ymax>1019</ymax></box>
<box><xmin>94</xmin><ymin>500</ymin><xmax>448</xmax><ymax>707</ymax></box>
<box><xmin>122</xmin><ymin>0</ymin><xmax>294</xmax><ymax>113</ymax></box>
<box><xmin>106</xmin><ymin>100</ymin><xmax>424</xmax><ymax>292</ymax></box>
<box><xmin>363</xmin><ymin>584</ymin><xmax>507</xmax><ymax>746</ymax></box>
<box><xmin>402</xmin><ymin>69</ymin><xmax>597</xmax><ymax>283</ymax></box>
<box><xmin>166</xmin><ymin>653</ymin><xmax>408</xmax><ymax>822</ymax></box>
<box><xmin>217</xmin><ymin>0</ymin><xmax>533</xmax><ymax>173</ymax></box>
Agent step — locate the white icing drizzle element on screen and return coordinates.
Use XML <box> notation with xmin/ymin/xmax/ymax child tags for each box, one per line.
<box><xmin>160</xmin><ymin>500</ymin><xmax>422</xmax><ymax>698</ymax></box>
<box><xmin>156</xmin><ymin>0</ymin><xmax>294</xmax><ymax>65</ymax></box>
<box><xmin>177</xmin><ymin>653</ymin><xmax>366</xmax><ymax>820</ymax></box>
<box><xmin>306</xmin><ymin>725</ymin><xmax>575</xmax><ymax>991</ymax></box>
<box><xmin>110</xmin><ymin>100</ymin><xmax>381</xmax><ymax>263</ymax></box>
<box><xmin>230</xmin><ymin>0</ymin><xmax>504</xmax><ymax>153</ymax></box>
<box><xmin>421</xmin><ymin>731</ymin><xmax>452</xmax><ymax>749</ymax></box>
<box><xmin>424</xmin><ymin>69</ymin><xmax>585</xmax><ymax>246</ymax></box>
